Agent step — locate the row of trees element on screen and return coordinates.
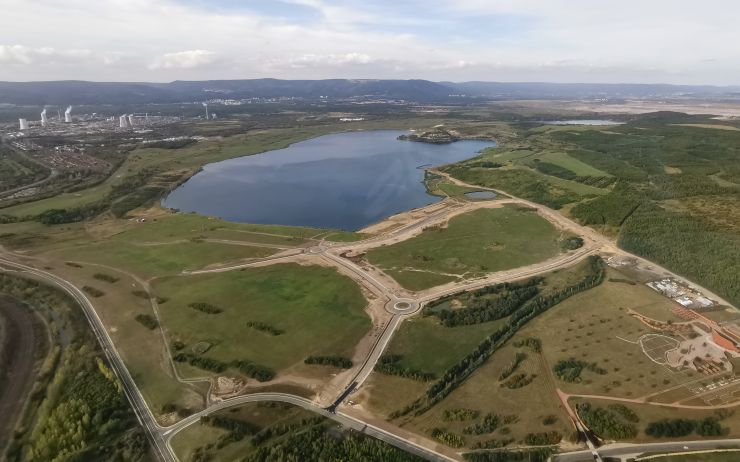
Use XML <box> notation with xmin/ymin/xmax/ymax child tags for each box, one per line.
<box><xmin>374</xmin><ymin>355</ymin><xmax>435</xmax><ymax>382</ymax></box>
<box><xmin>426</xmin><ymin>278</ymin><xmax>542</xmax><ymax>327</ymax></box>
<box><xmin>645</xmin><ymin>418</ymin><xmax>728</xmax><ymax>438</ymax></box>
<box><xmin>304</xmin><ymin>355</ymin><xmax>353</xmax><ymax>369</ymax></box>
<box><xmin>393</xmin><ymin>257</ymin><xmax>605</xmax><ymax>418</ymax></box>
<box><xmin>246</xmin><ymin>425</ymin><xmax>426</xmax><ymax>462</ymax></box>
<box><xmin>172</xmin><ymin>353</ymin><xmax>275</xmax><ymax>381</ymax></box>
<box><xmin>189</xmin><ymin>302</ymin><xmax>224</xmax><ymax>314</ymax></box>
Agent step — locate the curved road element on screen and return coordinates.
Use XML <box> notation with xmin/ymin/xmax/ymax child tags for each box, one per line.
<box><xmin>163</xmin><ymin>392</ymin><xmax>456</xmax><ymax>462</ymax></box>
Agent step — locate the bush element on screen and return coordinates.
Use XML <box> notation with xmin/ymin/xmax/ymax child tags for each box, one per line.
<box><xmin>463</xmin><ymin>413</ymin><xmax>500</xmax><ymax>435</ymax></box>
<box><xmin>93</xmin><ymin>273</ymin><xmax>119</xmax><ymax>283</ymax></box>
<box><xmin>523</xmin><ymin>431</ymin><xmax>562</xmax><ymax>445</ymax></box>
<box><xmin>430</xmin><ymin>428</ymin><xmax>465</xmax><ymax>448</ymax></box>
<box><xmin>576</xmin><ymin>403</ymin><xmax>638</xmax><ymax>439</ymax></box>
<box><xmin>442</xmin><ymin>409</ymin><xmax>479</xmax><ymax>422</ymax></box>
<box><xmin>246</xmin><ymin>321</ymin><xmax>284</xmax><ymax>336</ymax></box>
<box><xmin>374</xmin><ymin>355</ymin><xmax>435</xmax><ymax>381</ymax></box>
<box><xmin>189</xmin><ymin>302</ymin><xmax>223</xmax><ymax>314</ymax></box>
<box><xmin>82</xmin><ymin>286</ymin><xmax>104</xmax><ymax>297</ymax></box>
<box><xmin>561</xmin><ymin>236</ymin><xmax>584</xmax><ymax>250</ymax></box>
<box><xmin>304</xmin><ymin>356</ymin><xmax>353</xmax><ymax>369</ymax></box>
<box><xmin>135</xmin><ymin>314</ymin><xmax>159</xmax><ymax>330</ymax></box>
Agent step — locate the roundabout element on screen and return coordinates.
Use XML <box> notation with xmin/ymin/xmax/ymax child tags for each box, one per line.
<box><xmin>386</xmin><ymin>298</ymin><xmax>419</xmax><ymax>315</ymax></box>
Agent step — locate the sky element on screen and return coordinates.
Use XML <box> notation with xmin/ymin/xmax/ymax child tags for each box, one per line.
<box><xmin>1</xmin><ymin>0</ymin><xmax>739</xmax><ymax>85</ymax></box>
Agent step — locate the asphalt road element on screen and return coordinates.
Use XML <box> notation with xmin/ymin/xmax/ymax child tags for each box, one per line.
<box><xmin>0</xmin><ymin>258</ymin><xmax>177</xmax><ymax>462</ymax></box>
<box><xmin>555</xmin><ymin>439</ymin><xmax>740</xmax><ymax>461</ymax></box>
<box><xmin>2</xmin><ymin>178</ymin><xmax>737</xmax><ymax>462</ymax></box>
<box><xmin>164</xmin><ymin>392</ymin><xmax>457</xmax><ymax>462</ymax></box>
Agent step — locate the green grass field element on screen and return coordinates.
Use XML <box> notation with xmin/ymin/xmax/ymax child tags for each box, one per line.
<box><xmin>366</xmin><ymin>206</ymin><xmax>562</xmax><ymax>291</ymax></box>
<box><xmin>531</xmin><ymin>151</ymin><xmax>612</xmax><ymax>177</ymax></box>
<box><xmin>49</xmin><ymin>240</ymin><xmax>277</xmax><ymax>278</ymax></box>
<box><xmin>152</xmin><ymin>263</ymin><xmax>371</xmax><ymax>375</ymax></box>
<box><xmin>382</xmin><ymin>317</ymin><xmax>509</xmax><ymax>377</ymax></box>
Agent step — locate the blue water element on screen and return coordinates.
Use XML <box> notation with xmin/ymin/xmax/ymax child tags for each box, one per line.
<box><xmin>163</xmin><ymin>130</ymin><xmax>494</xmax><ymax>230</ymax></box>
<box><xmin>464</xmin><ymin>191</ymin><xmax>498</xmax><ymax>200</ymax></box>
<box><xmin>542</xmin><ymin>120</ymin><xmax>623</xmax><ymax>126</ymax></box>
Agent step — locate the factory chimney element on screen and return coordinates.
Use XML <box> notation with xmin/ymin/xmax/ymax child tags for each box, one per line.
<box><xmin>19</xmin><ymin>119</ymin><xmax>29</xmax><ymax>130</ymax></box>
<box><xmin>41</xmin><ymin>108</ymin><xmax>48</xmax><ymax>127</ymax></box>
<box><xmin>202</xmin><ymin>102</ymin><xmax>209</xmax><ymax>120</ymax></box>
<box><xmin>64</xmin><ymin>106</ymin><xmax>73</xmax><ymax>123</ymax></box>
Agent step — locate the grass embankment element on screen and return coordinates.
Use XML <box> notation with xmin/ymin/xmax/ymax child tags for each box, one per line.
<box><xmin>152</xmin><ymin>263</ymin><xmax>371</xmax><ymax>376</ymax></box>
<box><xmin>366</xmin><ymin>206</ymin><xmax>562</xmax><ymax>291</ymax></box>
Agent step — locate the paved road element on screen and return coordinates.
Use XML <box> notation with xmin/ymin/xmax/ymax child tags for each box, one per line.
<box><xmin>0</xmin><ymin>257</ymin><xmax>177</xmax><ymax>462</ymax></box>
<box><xmin>555</xmin><ymin>439</ymin><xmax>740</xmax><ymax>461</ymax></box>
<box><xmin>164</xmin><ymin>392</ymin><xmax>457</xmax><ymax>462</ymax></box>
<box><xmin>2</xmin><ymin>172</ymin><xmax>737</xmax><ymax>462</ymax></box>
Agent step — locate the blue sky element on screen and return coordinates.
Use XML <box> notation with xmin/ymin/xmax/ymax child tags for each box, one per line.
<box><xmin>0</xmin><ymin>0</ymin><xmax>738</xmax><ymax>84</ymax></box>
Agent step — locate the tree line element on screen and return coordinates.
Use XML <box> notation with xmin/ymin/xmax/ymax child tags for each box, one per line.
<box><xmin>392</xmin><ymin>256</ymin><xmax>606</xmax><ymax>418</ymax></box>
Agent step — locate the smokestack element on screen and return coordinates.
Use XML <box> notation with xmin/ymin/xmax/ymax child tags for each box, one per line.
<box><xmin>127</xmin><ymin>114</ymin><xmax>134</xmax><ymax>127</ymax></box>
<box><xmin>19</xmin><ymin>118</ymin><xmax>29</xmax><ymax>130</ymax></box>
<box><xmin>41</xmin><ymin>108</ymin><xmax>48</xmax><ymax>127</ymax></box>
<box><xmin>202</xmin><ymin>102</ymin><xmax>208</xmax><ymax>120</ymax></box>
<box><xmin>64</xmin><ymin>106</ymin><xmax>73</xmax><ymax>123</ymax></box>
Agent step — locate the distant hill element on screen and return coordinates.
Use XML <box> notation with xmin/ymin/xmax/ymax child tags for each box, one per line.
<box><xmin>441</xmin><ymin>81</ymin><xmax>740</xmax><ymax>99</ymax></box>
<box><xmin>0</xmin><ymin>79</ymin><xmax>738</xmax><ymax>105</ymax></box>
<box><xmin>0</xmin><ymin>79</ymin><xmax>451</xmax><ymax>105</ymax></box>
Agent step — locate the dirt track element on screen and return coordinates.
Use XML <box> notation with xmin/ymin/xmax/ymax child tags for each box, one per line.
<box><xmin>0</xmin><ymin>295</ymin><xmax>48</xmax><ymax>453</ymax></box>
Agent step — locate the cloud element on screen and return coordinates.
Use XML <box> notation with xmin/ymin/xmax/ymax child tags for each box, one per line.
<box><xmin>149</xmin><ymin>50</ymin><xmax>217</xmax><ymax>70</ymax></box>
<box><xmin>0</xmin><ymin>0</ymin><xmax>738</xmax><ymax>84</ymax></box>
<box><xmin>289</xmin><ymin>53</ymin><xmax>374</xmax><ymax>68</ymax></box>
<box><xmin>0</xmin><ymin>45</ymin><xmax>95</xmax><ymax>65</ymax></box>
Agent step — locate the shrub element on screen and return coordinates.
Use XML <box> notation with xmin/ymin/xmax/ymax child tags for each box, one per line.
<box><xmin>304</xmin><ymin>356</ymin><xmax>353</xmax><ymax>369</ymax></box>
<box><xmin>82</xmin><ymin>286</ymin><xmax>104</xmax><ymax>297</ymax></box>
<box><xmin>93</xmin><ymin>273</ymin><xmax>119</xmax><ymax>283</ymax></box>
<box><xmin>189</xmin><ymin>302</ymin><xmax>223</xmax><ymax>314</ymax></box>
<box><xmin>134</xmin><ymin>314</ymin><xmax>158</xmax><ymax>330</ymax></box>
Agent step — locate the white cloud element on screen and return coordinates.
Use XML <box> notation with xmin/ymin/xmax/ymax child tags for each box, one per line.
<box><xmin>149</xmin><ymin>50</ymin><xmax>217</xmax><ymax>70</ymax></box>
<box><xmin>0</xmin><ymin>45</ymin><xmax>94</xmax><ymax>65</ymax></box>
<box><xmin>0</xmin><ymin>0</ymin><xmax>738</xmax><ymax>84</ymax></box>
<box><xmin>289</xmin><ymin>53</ymin><xmax>374</xmax><ymax>68</ymax></box>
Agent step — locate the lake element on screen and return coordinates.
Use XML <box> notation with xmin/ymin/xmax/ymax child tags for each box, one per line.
<box><xmin>163</xmin><ymin>130</ymin><xmax>494</xmax><ymax>231</ymax></box>
<box><xmin>542</xmin><ymin>120</ymin><xmax>623</xmax><ymax>126</ymax></box>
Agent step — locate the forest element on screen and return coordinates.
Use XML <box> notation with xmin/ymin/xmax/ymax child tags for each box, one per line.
<box><xmin>0</xmin><ymin>274</ymin><xmax>148</xmax><ymax>462</ymax></box>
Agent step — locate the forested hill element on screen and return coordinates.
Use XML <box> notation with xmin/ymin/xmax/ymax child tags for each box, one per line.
<box><xmin>1</xmin><ymin>79</ymin><xmax>739</xmax><ymax>105</ymax></box>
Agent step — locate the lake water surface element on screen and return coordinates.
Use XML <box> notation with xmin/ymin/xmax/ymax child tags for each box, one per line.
<box><xmin>542</xmin><ymin>119</ymin><xmax>623</xmax><ymax>126</ymax></box>
<box><xmin>163</xmin><ymin>130</ymin><xmax>494</xmax><ymax>230</ymax></box>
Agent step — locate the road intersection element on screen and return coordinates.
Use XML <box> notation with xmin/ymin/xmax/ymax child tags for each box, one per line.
<box><xmin>2</xmin><ymin>175</ymin><xmax>737</xmax><ymax>462</ymax></box>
